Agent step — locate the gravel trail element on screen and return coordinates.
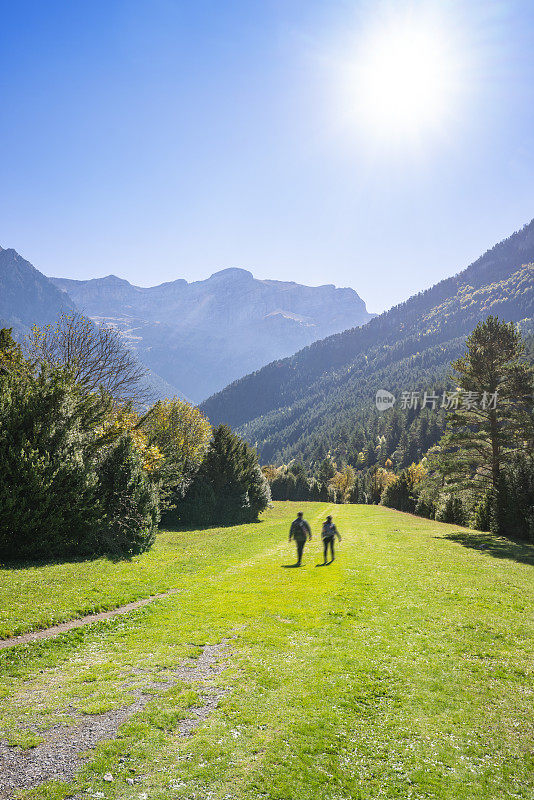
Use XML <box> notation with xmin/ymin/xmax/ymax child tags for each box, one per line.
<box><xmin>0</xmin><ymin>641</ymin><xmax>228</xmax><ymax>799</ymax></box>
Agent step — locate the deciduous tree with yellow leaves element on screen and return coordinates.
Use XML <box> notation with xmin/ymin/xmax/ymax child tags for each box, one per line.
<box><xmin>143</xmin><ymin>397</ymin><xmax>212</xmax><ymax>508</ymax></box>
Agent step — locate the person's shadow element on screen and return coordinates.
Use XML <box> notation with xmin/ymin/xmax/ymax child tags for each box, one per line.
<box><xmin>315</xmin><ymin>560</ymin><xmax>333</xmax><ymax>567</ymax></box>
<box><xmin>282</xmin><ymin>563</ymin><xmax>302</xmax><ymax>568</ymax></box>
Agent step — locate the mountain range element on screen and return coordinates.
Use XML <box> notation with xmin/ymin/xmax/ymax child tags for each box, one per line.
<box><xmin>200</xmin><ymin>220</ymin><xmax>534</xmax><ymax>464</ymax></box>
<box><xmin>0</xmin><ymin>246</ymin><xmax>374</xmax><ymax>402</ymax></box>
<box><xmin>3</xmin><ymin>217</ymin><xmax>533</xmax><ymax>452</ymax></box>
<box><xmin>50</xmin><ymin>270</ymin><xmax>373</xmax><ymax>402</ymax></box>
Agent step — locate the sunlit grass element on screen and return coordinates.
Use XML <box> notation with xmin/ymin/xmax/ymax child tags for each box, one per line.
<box><xmin>1</xmin><ymin>502</ymin><xmax>534</xmax><ymax>799</ymax></box>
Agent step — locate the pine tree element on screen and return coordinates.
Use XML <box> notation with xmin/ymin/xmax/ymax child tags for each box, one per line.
<box><xmin>177</xmin><ymin>425</ymin><xmax>270</xmax><ymax>525</ymax></box>
<box><xmin>499</xmin><ymin>454</ymin><xmax>534</xmax><ymax>540</ymax></box>
<box><xmin>0</xmin><ymin>365</ymin><xmax>108</xmax><ymax>559</ymax></box>
<box><xmin>318</xmin><ymin>456</ymin><xmax>336</xmax><ymax>483</ymax></box>
<box><xmin>0</xmin><ymin>353</ymin><xmax>161</xmax><ymax>560</ymax></box>
<box><xmin>437</xmin><ymin>316</ymin><xmax>533</xmax><ymax>533</ymax></box>
<box><xmin>93</xmin><ymin>436</ymin><xmax>159</xmax><ymax>556</ymax></box>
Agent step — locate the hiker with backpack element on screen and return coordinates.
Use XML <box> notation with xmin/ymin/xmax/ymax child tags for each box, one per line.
<box><xmin>321</xmin><ymin>515</ymin><xmax>341</xmax><ymax>564</ymax></box>
<box><xmin>288</xmin><ymin>511</ymin><xmax>312</xmax><ymax>566</ymax></box>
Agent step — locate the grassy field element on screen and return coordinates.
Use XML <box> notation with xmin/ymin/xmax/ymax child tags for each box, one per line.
<box><xmin>1</xmin><ymin>501</ymin><xmax>534</xmax><ymax>800</ymax></box>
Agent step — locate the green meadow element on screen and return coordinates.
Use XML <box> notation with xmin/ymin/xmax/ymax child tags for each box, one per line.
<box><xmin>1</xmin><ymin>502</ymin><xmax>534</xmax><ymax>800</ymax></box>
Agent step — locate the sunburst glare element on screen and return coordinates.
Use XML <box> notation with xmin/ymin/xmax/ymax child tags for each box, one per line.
<box><xmin>344</xmin><ymin>7</ymin><xmax>468</xmax><ymax>149</ymax></box>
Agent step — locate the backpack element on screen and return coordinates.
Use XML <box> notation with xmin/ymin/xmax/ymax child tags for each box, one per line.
<box><xmin>322</xmin><ymin>522</ymin><xmax>335</xmax><ymax>539</ymax></box>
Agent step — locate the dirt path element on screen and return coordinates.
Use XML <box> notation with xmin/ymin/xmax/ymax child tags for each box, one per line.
<box><xmin>0</xmin><ymin>590</ymin><xmax>180</xmax><ymax>651</ymax></box>
<box><xmin>0</xmin><ymin>640</ymin><xmax>229</xmax><ymax>799</ymax></box>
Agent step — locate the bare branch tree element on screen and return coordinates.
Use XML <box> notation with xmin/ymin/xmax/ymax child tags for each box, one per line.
<box><xmin>25</xmin><ymin>313</ymin><xmax>150</xmax><ymax>404</ymax></box>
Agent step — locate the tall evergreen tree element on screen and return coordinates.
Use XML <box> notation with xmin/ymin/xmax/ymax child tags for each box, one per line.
<box><xmin>436</xmin><ymin>316</ymin><xmax>533</xmax><ymax>533</ymax></box>
<box><xmin>177</xmin><ymin>425</ymin><xmax>270</xmax><ymax>525</ymax></box>
<box><xmin>93</xmin><ymin>436</ymin><xmax>159</xmax><ymax>557</ymax></box>
<box><xmin>0</xmin><ymin>365</ymin><xmax>108</xmax><ymax>559</ymax></box>
<box><xmin>0</xmin><ymin>345</ymin><xmax>160</xmax><ymax>560</ymax></box>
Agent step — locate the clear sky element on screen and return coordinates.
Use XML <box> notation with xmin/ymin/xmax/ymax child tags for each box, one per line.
<box><xmin>1</xmin><ymin>0</ymin><xmax>533</xmax><ymax>313</ymax></box>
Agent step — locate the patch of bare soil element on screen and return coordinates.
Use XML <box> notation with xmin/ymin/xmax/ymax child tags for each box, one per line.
<box><xmin>0</xmin><ymin>641</ymin><xmax>228</xmax><ymax>799</ymax></box>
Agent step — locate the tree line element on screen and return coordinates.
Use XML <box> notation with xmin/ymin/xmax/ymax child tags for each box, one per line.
<box><xmin>240</xmin><ymin>263</ymin><xmax>532</xmax><ymax>467</ymax></box>
<box><xmin>262</xmin><ymin>317</ymin><xmax>533</xmax><ymax>540</ymax></box>
<box><xmin>0</xmin><ymin>315</ymin><xmax>270</xmax><ymax>562</ymax></box>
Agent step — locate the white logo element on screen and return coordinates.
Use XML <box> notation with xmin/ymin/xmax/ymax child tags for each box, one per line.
<box><xmin>376</xmin><ymin>389</ymin><xmax>396</xmax><ymax>412</ymax></box>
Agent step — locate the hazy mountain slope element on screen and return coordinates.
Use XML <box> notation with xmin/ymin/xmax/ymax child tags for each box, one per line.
<box><xmin>0</xmin><ymin>247</ymin><xmax>75</xmax><ymax>334</ymax></box>
<box><xmin>0</xmin><ymin>247</ymin><xmax>183</xmax><ymax>401</ymax></box>
<box><xmin>51</xmin><ymin>268</ymin><xmax>373</xmax><ymax>402</ymax></box>
<box><xmin>200</xmin><ymin>221</ymin><xmax>534</xmax><ymax>463</ymax></box>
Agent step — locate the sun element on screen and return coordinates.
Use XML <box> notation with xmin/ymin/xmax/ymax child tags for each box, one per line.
<box><xmin>349</xmin><ymin>10</ymin><xmax>463</xmax><ymax>146</ymax></box>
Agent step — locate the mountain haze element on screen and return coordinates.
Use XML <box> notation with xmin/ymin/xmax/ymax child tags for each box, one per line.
<box><xmin>51</xmin><ymin>269</ymin><xmax>373</xmax><ymax>402</ymax></box>
<box><xmin>0</xmin><ymin>247</ymin><xmax>74</xmax><ymax>334</ymax></box>
<box><xmin>200</xmin><ymin>220</ymin><xmax>534</xmax><ymax>463</ymax></box>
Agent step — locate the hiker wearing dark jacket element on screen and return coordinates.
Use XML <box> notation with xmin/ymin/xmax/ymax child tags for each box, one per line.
<box><xmin>321</xmin><ymin>515</ymin><xmax>341</xmax><ymax>564</ymax></box>
<box><xmin>289</xmin><ymin>511</ymin><xmax>312</xmax><ymax>566</ymax></box>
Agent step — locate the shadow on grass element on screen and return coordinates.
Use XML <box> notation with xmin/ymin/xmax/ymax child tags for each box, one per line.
<box><xmin>159</xmin><ymin>518</ymin><xmax>264</xmax><ymax>533</ymax></box>
<box><xmin>1</xmin><ymin>519</ymin><xmax>266</xmax><ymax>570</ymax></box>
<box><xmin>0</xmin><ymin>550</ymin><xmax>133</xmax><ymax>570</ymax></box>
<box><xmin>441</xmin><ymin>530</ymin><xmax>534</xmax><ymax>567</ymax></box>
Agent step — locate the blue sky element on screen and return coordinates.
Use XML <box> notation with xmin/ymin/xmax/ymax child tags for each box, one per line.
<box><xmin>1</xmin><ymin>0</ymin><xmax>533</xmax><ymax>312</ymax></box>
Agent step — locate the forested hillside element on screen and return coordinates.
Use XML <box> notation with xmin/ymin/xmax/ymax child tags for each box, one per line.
<box><xmin>201</xmin><ymin>221</ymin><xmax>534</xmax><ymax>465</ymax></box>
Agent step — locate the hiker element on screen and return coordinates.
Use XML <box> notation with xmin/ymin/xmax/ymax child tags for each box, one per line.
<box><xmin>288</xmin><ymin>511</ymin><xmax>312</xmax><ymax>566</ymax></box>
<box><xmin>321</xmin><ymin>515</ymin><xmax>341</xmax><ymax>564</ymax></box>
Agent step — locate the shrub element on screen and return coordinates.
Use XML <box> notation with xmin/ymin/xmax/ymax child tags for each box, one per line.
<box><xmin>90</xmin><ymin>436</ymin><xmax>159</xmax><ymax>557</ymax></box>
<box><xmin>436</xmin><ymin>496</ymin><xmax>466</xmax><ymax>525</ymax></box>
<box><xmin>270</xmin><ymin>472</ymin><xmax>297</xmax><ymax>501</ymax></box>
<box><xmin>414</xmin><ymin>495</ymin><xmax>436</xmax><ymax>519</ymax></box>
<box><xmin>166</xmin><ymin>475</ymin><xmax>216</xmax><ymax>527</ymax></box>
<box><xmin>381</xmin><ymin>472</ymin><xmax>415</xmax><ymax>513</ymax></box>
<box><xmin>473</xmin><ymin>492</ymin><xmax>493</xmax><ymax>533</ymax></box>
